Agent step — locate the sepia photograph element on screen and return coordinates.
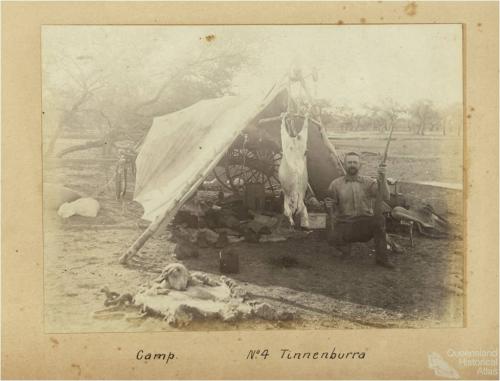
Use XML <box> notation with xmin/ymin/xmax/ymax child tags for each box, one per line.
<box><xmin>42</xmin><ymin>24</ymin><xmax>464</xmax><ymax>333</ymax></box>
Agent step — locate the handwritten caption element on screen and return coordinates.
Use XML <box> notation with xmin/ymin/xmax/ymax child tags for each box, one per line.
<box><xmin>136</xmin><ymin>350</ymin><xmax>176</xmax><ymax>365</ymax></box>
<box><xmin>246</xmin><ymin>348</ymin><xmax>366</xmax><ymax>360</ymax></box>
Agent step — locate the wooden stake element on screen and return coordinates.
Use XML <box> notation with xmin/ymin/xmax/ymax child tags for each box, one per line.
<box><xmin>119</xmin><ymin>116</ymin><xmax>263</xmax><ymax>264</ymax></box>
<box><xmin>120</xmin><ymin>84</ymin><xmax>306</xmax><ymax>264</ymax></box>
<box><xmin>119</xmin><ymin>214</ymin><xmax>164</xmax><ymax>264</ymax></box>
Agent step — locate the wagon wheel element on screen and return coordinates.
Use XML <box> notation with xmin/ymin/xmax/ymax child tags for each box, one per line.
<box><xmin>213</xmin><ymin>147</ymin><xmax>282</xmax><ymax>196</ymax></box>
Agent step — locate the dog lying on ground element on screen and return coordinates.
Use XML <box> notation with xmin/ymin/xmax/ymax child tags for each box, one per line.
<box><xmin>153</xmin><ymin>263</ymin><xmax>218</xmax><ymax>292</ymax></box>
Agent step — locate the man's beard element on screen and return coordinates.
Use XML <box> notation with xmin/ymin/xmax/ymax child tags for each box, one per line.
<box><xmin>346</xmin><ymin>167</ymin><xmax>359</xmax><ymax>176</ymax></box>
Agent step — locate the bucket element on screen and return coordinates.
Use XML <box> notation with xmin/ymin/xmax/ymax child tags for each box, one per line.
<box><xmin>219</xmin><ymin>248</ymin><xmax>239</xmax><ymax>274</ymax></box>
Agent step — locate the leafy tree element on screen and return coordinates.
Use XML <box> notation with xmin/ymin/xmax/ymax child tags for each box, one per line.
<box><xmin>379</xmin><ymin>99</ymin><xmax>406</xmax><ymax>133</ymax></box>
<box><xmin>363</xmin><ymin>104</ymin><xmax>387</xmax><ymax>133</ymax></box>
<box><xmin>43</xmin><ymin>30</ymin><xmax>257</xmax><ymax>158</ymax></box>
<box><xmin>409</xmin><ymin>99</ymin><xmax>441</xmax><ymax>135</ymax></box>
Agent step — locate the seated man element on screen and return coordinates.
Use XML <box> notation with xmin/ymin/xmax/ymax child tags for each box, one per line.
<box><xmin>325</xmin><ymin>152</ymin><xmax>394</xmax><ymax>269</ymax></box>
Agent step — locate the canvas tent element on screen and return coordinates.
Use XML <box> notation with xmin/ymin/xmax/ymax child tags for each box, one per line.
<box><xmin>120</xmin><ymin>80</ymin><xmax>345</xmax><ymax>263</ymax></box>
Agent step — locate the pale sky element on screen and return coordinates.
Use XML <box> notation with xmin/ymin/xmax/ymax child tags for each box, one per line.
<box><xmin>43</xmin><ymin>25</ymin><xmax>463</xmax><ymax>109</ymax></box>
<box><xmin>229</xmin><ymin>25</ymin><xmax>463</xmax><ymax>109</ymax></box>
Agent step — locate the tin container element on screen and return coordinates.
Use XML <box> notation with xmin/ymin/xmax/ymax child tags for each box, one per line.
<box><xmin>308</xmin><ymin>212</ymin><xmax>327</xmax><ymax>229</ymax></box>
<box><xmin>219</xmin><ymin>248</ymin><xmax>239</xmax><ymax>274</ymax></box>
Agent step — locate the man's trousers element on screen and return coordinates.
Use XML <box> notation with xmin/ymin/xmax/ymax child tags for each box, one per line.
<box><xmin>326</xmin><ymin>214</ymin><xmax>389</xmax><ymax>263</ymax></box>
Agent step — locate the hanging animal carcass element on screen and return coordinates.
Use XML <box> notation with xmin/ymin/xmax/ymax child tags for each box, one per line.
<box><xmin>278</xmin><ymin>113</ymin><xmax>310</xmax><ymax>228</ymax></box>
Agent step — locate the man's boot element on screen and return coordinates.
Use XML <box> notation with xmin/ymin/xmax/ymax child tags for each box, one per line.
<box><xmin>375</xmin><ymin>245</ymin><xmax>395</xmax><ymax>268</ymax></box>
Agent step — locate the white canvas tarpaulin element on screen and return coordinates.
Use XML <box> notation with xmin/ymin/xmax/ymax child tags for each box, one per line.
<box><xmin>134</xmin><ymin>94</ymin><xmax>263</xmax><ymax>222</ymax></box>
<box><xmin>121</xmin><ymin>81</ymin><xmax>346</xmax><ymax>264</ymax></box>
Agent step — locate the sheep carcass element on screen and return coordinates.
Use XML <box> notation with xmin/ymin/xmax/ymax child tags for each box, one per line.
<box><xmin>278</xmin><ymin>115</ymin><xmax>309</xmax><ymax>228</ymax></box>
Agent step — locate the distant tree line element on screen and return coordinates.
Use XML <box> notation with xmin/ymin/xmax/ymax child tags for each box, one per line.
<box><xmin>319</xmin><ymin>99</ymin><xmax>463</xmax><ymax>136</ymax></box>
<box><xmin>43</xmin><ymin>29</ymin><xmax>463</xmax><ymax>161</ymax></box>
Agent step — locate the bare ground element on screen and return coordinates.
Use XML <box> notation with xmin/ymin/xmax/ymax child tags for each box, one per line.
<box><xmin>43</xmin><ymin>135</ymin><xmax>464</xmax><ymax>333</ymax></box>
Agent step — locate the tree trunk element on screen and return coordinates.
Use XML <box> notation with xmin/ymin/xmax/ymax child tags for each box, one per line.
<box><xmin>45</xmin><ymin>91</ymin><xmax>91</xmax><ymax>156</ymax></box>
<box><xmin>416</xmin><ymin>122</ymin><xmax>424</xmax><ymax>135</ymax></box>
<box><xmin>57</xmin><ymin>139</ymin><xmax>107</xmax><ymax>158</ymax></box>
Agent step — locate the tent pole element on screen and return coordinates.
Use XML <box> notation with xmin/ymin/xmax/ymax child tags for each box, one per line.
<box><xmin>119</xmin><ymin>128</ymin><xmax>248</xmax><ymax>264</ymax></box>
<box><xmin>258</xmin><ymin>114</ymin><xmax>345</xmax><ymax>175</ymax></box>
<box><xmin>317</xmin><ymin>120</ymin><xmax>346</xmax><ymax>175</ymax></box>
<box><xmin>119</xmin><ymin>175</ymin><xmax>206</xmax><ymax>264</ymax></box>
<box><xmin>119</xmin><ymin>214</ymin><xmax>165</xmax><ymax>264</ymax></box>
<box><xmin>119</xmin><ymin>170</ymin><xmax>207</xmax><ymax>265</ymax></box>
<box><xmin>258</xmin><ymin>114</ymin><xmax>322</xmax><ymax>126</ymax></box>
<box><xmin>120</xmin><ymin>85</ymin><xmax>293</xmax><ymax>265</ymax></box>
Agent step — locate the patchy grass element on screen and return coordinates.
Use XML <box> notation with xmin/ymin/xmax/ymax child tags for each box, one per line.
<box><xmin>44</xmin><ymin>136</ymin><xmax>464</xmax><ymax>332</ymax></box>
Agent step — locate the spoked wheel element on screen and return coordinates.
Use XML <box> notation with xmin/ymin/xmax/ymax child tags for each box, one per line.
<box><xmin>213</xmin><ymin>146</ymin><xmax>282</xmax><ymax>196</ymax></box>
